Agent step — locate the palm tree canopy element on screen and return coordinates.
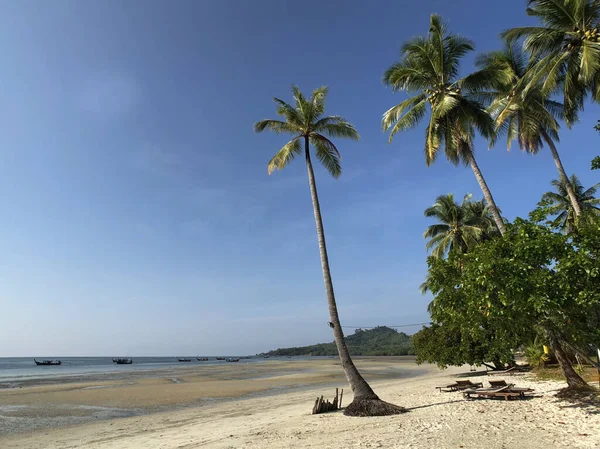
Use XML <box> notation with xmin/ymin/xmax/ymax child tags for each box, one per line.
<box><xmin>423</xmin><ymin>193</ymin><xmax>498</xmax><ymax>259</ymax></box>
<box><xmin>468</xmin><ymin>40</ymin><xmax>566</xmax><ymax>153</ymax></box>
<box><xmin>542</xmin><ymin>174</ymin><xmax>600</xmax><ymax>231</ymax></box>
<box><xmin>382</xmin><ymin>14</ymin><xmax>494</xmax><ymax>166</ymax></box>
<box><xmin>502</xmin><ymin>0</ymin><xmax>600</xmax><ymax>125</ymax></box>
<box><xmin>254</xmin><ymin>85</ymin><xmax>359</xmax><ymax>178</ymax></box>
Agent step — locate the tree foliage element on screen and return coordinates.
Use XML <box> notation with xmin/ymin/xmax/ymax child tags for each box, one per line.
<box><xmin>423</xmin><ymin>193</ymin><xmax>498</xmax><ymax>259</ymax></box>
<box><xmin>424</xmin><ymin>220</ymin><xmax>600</xmax><ymax>377</ymax></box>
<box><xmin>382</xmin><ymin>15</ymin><xmax>493</xmax><ymax>165</ymax></box>
<box><xmin>254</xmin><ymin>85</ymin><xmax>359</xmax><ymax>178</ymax></box>
<box><xmin>540</xmin><ymin>174</ymin><xmax>600</xmax><ymax>232</ymax></box>
<box><xmin>412</xmin><ymin>323</ymin><xmax>514</xmax><ymax>369</ymax></box>
<box><xmin>502</xmin><ymin>0</ymin><xmax>600</xmax><ymax>125</ymax></box>
<box><xmin>471</xmin><ymin>40</ymin><xmax>565</xmax><ymax>153</ymax></box>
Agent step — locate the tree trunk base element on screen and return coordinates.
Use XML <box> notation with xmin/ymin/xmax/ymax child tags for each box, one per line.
<box><xmin>343</xmin><ymin>398</ymin><xmax>406</xmax><ymax>417</ymax></box>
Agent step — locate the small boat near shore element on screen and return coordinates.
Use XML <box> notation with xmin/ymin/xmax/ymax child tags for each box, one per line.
<box><xmin>34</xmin><ymin>359</ymin><xmax>61</xmax><ymax>366</ymax></box>
<box><xmin>197</xmin><ymin>357</ymin><xmax>209</xmax><ymax>361</ymax></box>
<box><xmin>112</xmin><ymin>358</ymin><xmax>133</xmax><ymax>364</ymax></box>
<box><xmin>177</xmin><ymin>358</ymin><xmax>192</xmax><ymax>362</ymax></box>
<box><xmin>216</xmin><ymin>357</ymin><xmax>225</xmax><ymax>360</ymax></box>
<box><xmin>226</xmin><ymin>357</ymin><xmax>240</xmax><ymax>362</ymax></box>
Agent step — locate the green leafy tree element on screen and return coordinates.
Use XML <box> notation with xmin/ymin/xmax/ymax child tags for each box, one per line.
<box><xmin>502</xmin><ymin>0</ymin><xmax>600</xmax><ymax>125</ymax></box>
<box><xmin>382</xmin><ymin>14</ymin><xmax>506</xmax><ymax>235</ymax></box>
<box><xmin>427</xmin><ymin>220</ymin><xmax>600</xmax><ymax>389</ymax></box>
<box><xmin>255</xmin><ymin>86</ymin><xmax>404</xmax><ymax>416</ymax></box>
<box><xmin>413</xmin><ymin>323</ymin><xmax>515</xmax><ymax>369</ymax></box>
<box><xmin>472</xmin><ymin>41</ymin><xmax>582</xmax><ymax>216</ymax></box>
<box><xmin>424</xmin><ymin>193</ymin><xmax>497</xmax><ymax>259</ymax></box>
<box><xmin>541</xmin><ymin>174</ymin><xmax>600</xmax><ymax>233</ymax></box>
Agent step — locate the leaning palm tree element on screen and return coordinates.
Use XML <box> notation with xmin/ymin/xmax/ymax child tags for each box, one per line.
<box><xmin>471</xmin><ymin>41</ymin><xmax>583</xmax><ymax>216</ymax></box>
<box><xmin>502</xmin><ymin>0</ymin><xmax>600</xmax><ymax>125</ymax></box>
<box><xmin>254</xmin><ymin>86</ymin><xmax>404</xmax><ymax>416</ymax></box>
<box><xmin>382</xmin><ymin>14</ymin><xmax>507</xmax><ymax>235</ymax></box>
<box><xmin>542</xmin><ymin>174</ymin><xmax>600</xmax><ymax>233</ymax></box>
<box><xmin>424</xmin><ymin>193</ymin><xmax>496</xmax><ymax>259</ymax></box>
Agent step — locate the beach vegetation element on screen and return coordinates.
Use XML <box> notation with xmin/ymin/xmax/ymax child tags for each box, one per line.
<box><xmin>471</xmin><ymin>41</ymin><xmax>583</xmax><ymax>216</ymax></box>
<box><xmin>540</xmin><ymin>175</ymin><xmax>600</xmax><ymax>233</ymax></box>
<box><xmin>382</xmin><ymin>15</ymin><xmax>506</xmax><ymax>235</ymax></box>
<box><xmin>423</xmin><ymin>217</ymin><xmax>600</xmax><ymax>389</ymax></box>
<box><xmin>502</xmin><ymin>0</ymin><xmax>600</xmax><ymax>126</ymax></box>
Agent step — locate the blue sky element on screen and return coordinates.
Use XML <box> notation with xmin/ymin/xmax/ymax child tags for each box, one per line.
<box><xmin>0</xmin><ymin>0</ymin><xmax>597</xmax><ymax>356</ymax></box>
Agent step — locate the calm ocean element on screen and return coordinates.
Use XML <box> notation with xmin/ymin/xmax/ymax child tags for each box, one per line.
<box><xmin>0</xmin><ymin>356</ymin><xmax>281</xmax><ymax>386</ymax></box>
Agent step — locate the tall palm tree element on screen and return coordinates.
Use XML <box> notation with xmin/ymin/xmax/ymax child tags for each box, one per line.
<box><xmin>502</xmin><ymin>0</ymin><xmax>600</xmax><ymax>125</ymax></box>
<box><xmin>420</xmin><ymin>193</ymin><xmax>498</xmax><ymax>294</ymax></box>
<box><xmin>382</xmin><ymin>14</ymin><xmax>507</xmax><ymax>235</ymax></box>
<box><xmin>471</xmin><ymin>41</ymin><xmax>583</xmax><ymax>216</ymax></box>
<box><xmin>424</xmin><ymin>193</ymin><xmax>497</xmax><ymax>259</ymax></box>
<box><xmin>254</xmin><ymin>86</ymin><xmax>404</xmax><ymax>416</ymax></box>
<box><xmin>542</xmin><ymin>174</ymin><xmax>600</xmax><ymax>233</ymax></box>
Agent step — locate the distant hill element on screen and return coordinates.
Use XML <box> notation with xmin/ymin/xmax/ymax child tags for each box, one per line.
<box><xmin>263</xmin><ymin>326</ymin><xmax>414</xmax><ymax>356</ymax></box>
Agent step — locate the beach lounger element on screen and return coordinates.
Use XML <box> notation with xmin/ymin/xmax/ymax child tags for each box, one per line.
<box><xmin>436</xmin><ymin>379</ymin><xmax>483</xmax><ymax>392</ymax></box>
<box><xmin>487</xmin><ymin>366</ymin><xmax>524</xmax><ymax>376</ymax></box>
<box><xmin>463</xmin><ymin>385</ymin><xmax>534</xmax><ymax>400</ymax></box>
<box><xmin>487</xmin><ymin>379</ymin><xmax>534</xmax><ymax>394</ymax></box>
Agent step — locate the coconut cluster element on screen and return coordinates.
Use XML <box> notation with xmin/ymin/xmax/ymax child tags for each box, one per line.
<box><xmin>567</xmin><ymin>27</ymin><xmax>600</xmax><ymax>49</ymax></box>
<box><xmin>424</xmin><ymin>86</ymin><xmax>461</xmax><ymax>104</ymax></box>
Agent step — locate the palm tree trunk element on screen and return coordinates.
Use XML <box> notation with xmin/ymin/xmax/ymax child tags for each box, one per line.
<box><xmin>540</xmin><ymin>129</ymin><xmax>582</xmax><ymax>217</ymax></box>
<box><xmin>303</xmin><ymin>137</ymin><xmax>377</xmax><ymax>400</ymax></box>
<box><xmin>468</xmin><ymin>155</ymin><xmax>506</xmax><ymax>236</ymax></box>
<box><xmin>303</xmin><ymin>137</ymin><xmax>405</xmax><ymax>416</ymax></box>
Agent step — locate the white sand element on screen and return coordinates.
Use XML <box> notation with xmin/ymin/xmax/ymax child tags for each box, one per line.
<box><xmin>1</xmin><ymin>366</ymin><xmax>598</xmax><ymax>449</ymax></box>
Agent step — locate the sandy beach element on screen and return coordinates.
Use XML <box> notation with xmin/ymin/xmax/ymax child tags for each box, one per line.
<box><xmin>1</xmin><ymin>358</ymin><xmax>598</xmax><ymax>449</ymax></box>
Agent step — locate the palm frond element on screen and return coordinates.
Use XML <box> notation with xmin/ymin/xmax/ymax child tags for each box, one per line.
<box><xmin>383</xmin><ymin>95</ymin><xmax>428</xmax><ymax>142</ymax></box>
<box><xmin>267</xmin><ymin>137</ymin><xmax>302</xmax><ymax>175</ymax></box>
<box><xmin>291</xmin><ymin>85</ymin><xmax>310</xmax><ymax>123</ymax></box>
<box><xmin>273</xmin><ymin>97</ymin><xmax>305</xmax><ymax>129</ymax></box>
<box><xmin>310</xmin><ymin>133</ymin><xmax>342</xmax><ymax>178</ymax></box>
<box><xmin>314</xmin><ymin>119</ymin><xmax>360</xmax><ymax>140</ymax></box>
<box><xmin>423</xmin><ymin>223</ymin><xmax>451</xmax><ymax>238</ymax></box>
<box><xmin>254</xmin><ymin>119</ymin><xmax>300</xmax><ymax>134</ymax></box>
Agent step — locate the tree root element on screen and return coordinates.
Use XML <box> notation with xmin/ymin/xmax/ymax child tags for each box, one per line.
<box><xmin>343</xmin><ymin>398</ymin><xmax>407</xmax><ymax>417</ymax></box>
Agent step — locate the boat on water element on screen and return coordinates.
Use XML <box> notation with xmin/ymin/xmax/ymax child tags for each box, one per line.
<box><xmin>112</xmin><ymin>358</ymin><xmax>133</xmax><ymax>364</ymax></box>
<box><xmin>197</xmin><ymin>357</ymin><xmax>209</xmax><ymax>361</ymax></box>
<box><xmin>226</xmin><ymin>357</ymin><xmax>240</xmax><ymax>362</ymax></box>
<box><xmin>34</xmin><ymin>359</ymin><xmax>61</xmax><ymax>366</ymax></box>
<box><xmin>216</xmin><ymin>357</ymin><xmax>225</xmax><ymax>360</ymax></box>
<box><xmin>177</xmin><ymin>357</ymin><xmax>192</xmax><ymax>362</ymax></box>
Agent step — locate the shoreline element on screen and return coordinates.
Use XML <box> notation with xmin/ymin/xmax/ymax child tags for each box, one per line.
<box><xmin>0</xmin><ymin>357</ymin><xmax>428</xmax><ymax>436</ymax></box>
<box><xmin>1</xmin><ymin>359</ymin><xmax>598</xmax><ymax>448</ymax></box>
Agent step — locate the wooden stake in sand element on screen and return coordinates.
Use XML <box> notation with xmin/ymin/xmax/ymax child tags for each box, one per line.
<box><xmin>312</xmin><ymin>389</ymin><xmax>343</xmax><ymax>414</ymax></box>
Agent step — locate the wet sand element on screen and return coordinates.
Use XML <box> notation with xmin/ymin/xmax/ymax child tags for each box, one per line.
<box><xmin>1</xmin><ymin>359</ymin><xmax>598</xmax><ymax>449</ymax></box>
<box><xmin>0</xmin><ymin>357</ymin><xmax>426</xmax><ymax>435</ymax></box>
